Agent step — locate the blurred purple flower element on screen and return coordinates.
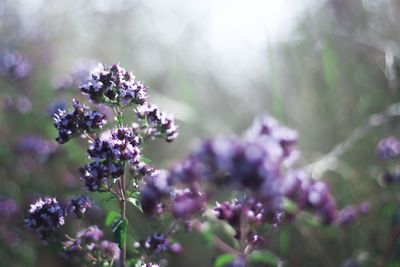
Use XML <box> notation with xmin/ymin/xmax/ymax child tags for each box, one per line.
<box><xmin>0</xmin><ymin>197</ymin><xmax>18</xmax><ymax>218</ymax></box>
<box><xmin>377</xmin><ymin>136</ymin><xmax>400</xmax><ymax>160</ymax></box>
<box><xmin>17</xmin><ymin>135</ymin><xmax>58</xmax><ymax>161</ymax></box>
<box><xmin>0</xmin><ymin>50</ymin><xmax>31</xmax><ymax>80</ymax></box>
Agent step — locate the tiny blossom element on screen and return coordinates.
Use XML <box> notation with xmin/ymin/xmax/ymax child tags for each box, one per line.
<box><xmin>80</xmin><ymin>63</ymin><xmax>148</xmax><ymax>106</ymax></box>
<box><xmin>0</xmin><ymin>197</ymin><xmax>18</xmax><ymax>218</ymax></box>
<box><xmin>171</xmin><ymin>187</ymin><xmax>206</xmax><ymax>219</ymax></box>
<box><xmin>136</xmin><ymin>104</ymin><xmax>178</xmax><ymax>142</ymax></box>
<box><xmin>68</xmin><ymin>195</ymin><xmax>92</xmax><ymax>218</ymax></box>
<box><xmin>80</xmin><ymin>160</ymin><xmax>118</xmax><ymax>192</ymax></box>
<box><xmin>25</xmin><ymin>197</ymin><xmax>65</xmax><ymax>241</ymax></box>
<box><xmin>54</xmin><ymin>99</ymin><xmax>107</xmax><ymax>144</ymax></box>
<box><xmin>77</xmin><ymin>225</ymin><xmax>104</xmax><ymax>243</ymax></box>
<box><xmin>337</xmin><ymin>203</ymin><xmax>370</xmax><ymax>225</ymax></box>
<box><xmin>226</xmin><ymin>257</ymin><xmax>246</xmax><ymax>267</ymax></box>
<box><xmin>377</xmin><ymin>136</ymin><xmax>400</xmax><ymax>160</ymax></box>
<box><xmin>140</xmin><ymin>263</ymin><xmax>160</xmax><ymax>267</ymax></box>
<box><xmin>88</xmin><ymin>127</ymin><xmax>141</xmax><ymax>165</ymax></box>
<box><xmin>140</xmin><ymin>170</ymin><xmax>172</xmax><ymax>216</ymax></box>
<box><xmin>135</xmin><ymin>233</ymin><xmax>181</xmax><ymax>255</ymax></box>
<box><xmin>47</xmin><ymin>99</ymin><xmax>67</xmax><ymax>117</ymax></box>
<box><xmin>98</xmin><ymin>240</ymin><xmax>120</xmax><ymax>260</ymax></box>
<box><xmin>0</xmin><ymin>50</ymin><xmax>31</xmax><ymax>80</ymax></box>
<box><xmin>63</xmin><ymin>226</ymin><xmax>119</xmax><ymax>263</ymax></box>
<box><xmin>81</xmin><ymin>127</ymin><xmax>141</xmax><ymax>192</ymax></box>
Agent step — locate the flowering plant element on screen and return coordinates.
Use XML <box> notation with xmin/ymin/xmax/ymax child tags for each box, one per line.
<box><xmin>25</xmin><ymin>63</ymin><xmax>365</xmax><ymax>267</ymax></box>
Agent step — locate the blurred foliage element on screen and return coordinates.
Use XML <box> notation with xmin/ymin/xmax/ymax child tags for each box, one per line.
<box><xmin>2</xmin><ymin>0</ymin><xmax>400</xmax><ymax>266</ymax></box>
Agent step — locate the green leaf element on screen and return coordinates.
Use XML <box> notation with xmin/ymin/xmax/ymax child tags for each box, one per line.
<box><xmin>249</xmin><ymin>250</ymin><xmax>278</xmax><ymax>266</ymax></box>
<box><xmin>127</xmin><ymin>197</ymin><xmax>143</xmax><ymax>213</ymax></box>
<box><xmin>105</xmin><ymin>211</ymin><xmax>121</xmax><ymax>226</ymax></box>
<box><xmin>282</xmin><ymin>198</ymin><xmax>297</xmax><ymax>213</ymax></box>
<box><xmin>113</xmin><ymin>218</ymin><xmax>128</xmax><ymax>249</ymax></box>
<box><xmin>140</xmin><ymin>156</ymin><xmax>152</xmax><ymax>164</ymax></box>
<box><xmin>214</xmin><ymin>253</ymin><xmax>235</xmax><ymax>267</ymax></box>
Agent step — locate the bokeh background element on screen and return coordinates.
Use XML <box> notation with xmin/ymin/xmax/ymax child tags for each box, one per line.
<box><xmin>2</xmin><ymin>0</ymin><xmax>400</xmax><ymax>266</ymax></box>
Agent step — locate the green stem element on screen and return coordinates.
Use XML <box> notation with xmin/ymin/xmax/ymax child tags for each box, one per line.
<box><xmin>119</xmin><ymin>176</ymin><xmax>127</xmax><ymax>267</ymax></box>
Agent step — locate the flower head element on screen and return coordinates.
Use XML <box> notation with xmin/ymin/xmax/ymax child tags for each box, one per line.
<box><xmin>54</xmin><ymin>99</ymin><xmax>106</xmax><ymax>144</ymax></box>
<box><xmin>80</xmin><ymin>63</ymin><xmax>148</xmax><ymax>107</ymax></box>
<box><xmin>25</xmin><ymin>197</ymin><xmax>65</xmax><ymax>242</ymax></box>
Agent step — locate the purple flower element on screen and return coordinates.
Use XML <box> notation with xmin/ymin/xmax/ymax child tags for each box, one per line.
<box><xmin>77</xmin><ymin>225</ymin><xmax>104</xmax><ymax>243</ymax></box>
<box><xmin>0</xmin><ymin>50</ymin><xmax>31</xmax><ymax>80</ymax></box>
<box><xmin>47</xmin><ymin>99</ymin><xmax>67</xmax><ymax>117</ymax></box>
<box><xmin>81</xmin><ymin>127</ymin><xmax>141</xmax><ymax>192</ymax></box>
<box><xmin>54</xmin><ymin>99</ymin><xmax>107</xmax><ymax>144</ymax></box>
<box><xmin>377</xmin><ymin>136</ymin><xmax>400</xmax><ymax>160</ymax></box>
<box><xmin>80</xmin><ymin>63</ymin><xmax>148</xmax><ymax>107</ymax></box>
<box><xmin>135</xmin><ymin>233</ymin><xmax>181</xmax><ymax>255</ymax></box>
<box><xmin>140</xmin><ymin>170</ymin><xmax>171</xmax><ymax>216</ymax></box>
<box><xmin>98</xmin><ymin>240</ymin><xmax>120</xmax><ymax>260</ymax></box>
<box><xmin>171</xmin><ymin>187</ymin><xmax>206</xmax><ymax>219</ymax></box>
<box><xmin>136</xmin><ymin>104</ymin><xmax>178</xmax><ymax>142</ymax></box>
<box><xmin>80</xmin><ymin>160</ymin><xmax>119</xmax><ymax>192</ymax></box>
<box><xmin>88</xmin><ymin>127</ymin><xmax>141</xmax><ymax>165</ymax></box>
<box><xmin>68</xmin><ymin>195</ymin><xmax>92</xmax><ymax>218</ymax></box>
<box><xmin>0</xmin><ymin>197</ymin><xmax>18</xmax><ymax>218</ymax></box>
<box><xmin>25</xmin><ymin>197</ymin><xmax>65</xmax><ymax>241</ymax></box>
<box><xmin>17</xmin><ymin>135</ymin><xmax>58</xmax><ymax>161</ymax></box>
<box><xmin>63</xmin><ymin>225</ymin><xmax>119</xmax><ymax>263</ymax></box>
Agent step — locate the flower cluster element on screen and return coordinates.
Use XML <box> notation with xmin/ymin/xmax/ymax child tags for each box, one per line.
<box><xmin>170</xmin><ymin>187</ymin><xmax>206</xmax><ymax>219</ymax></box>
<box><xmin>24</xmin><ymin>197</ymin><xmax>65</xmax><ymax>242</ymax></box>
<box><xmin>337</xmin><ymin>202</ymin><xmax>370</xmax><ymax>225</ymax></box>
<box><xmin>377</xmin><ymin>136</ymin><xmax>400</xmax><ymax>160</ymax></box>
<box><xmin>68</xmin><ymin>195</ymin><xmax>92</xmax><ymax>219</ymax></box>
<box><xmin>63</xmin><ymin>225</ymin><xmax>120</xmax><ymax>264</ymax></box>
<box><xmin>0</xmin><ymin>50</ymin><xmax>31</xmax><ymax>80</ymax></box>
<box><xmin>140</xmin><ymin>170</ymin><xmax>172</xmax><ymax>215</ymax></box>
<box><xmin>136</xmin><ymin>104</ymin><xmax>179</xmax><ymax>142</ymax></box>
<box><xmin>140</xmin><ymin>116</ymin><xmax>299</xmax><ymax>218</ymax></box>
<box><xmin>80</xmin><ymin>127</ymin><xmax>141</xmax><ymax>191</ymax></box>
<box><xmin>140</xmin><ymin>116</ymin><xmax>341</xmax><ymax>251</ymax></box>
<box><xmin>283</xmin><ymin>170</ymin><xmax>337</xmax><ymax>224</ymax></box>
<box><xmin>80</xmin><ymin>63</ymin><xmax>147</xmax><ymax>106</ymax></box>
<box><xmin>376</xmin><ymin>137</ymin><xmax>400</xmax><ymax>185</ymax></box>
<box><xmin>54</xmin><ymin>99</ymin><xmax>107</xmax><ymax>144</ymax></box>
<box><xmin>134</xmin><ymin>233</ymin><xmax>182</xmax><ymax>255</ymax></box>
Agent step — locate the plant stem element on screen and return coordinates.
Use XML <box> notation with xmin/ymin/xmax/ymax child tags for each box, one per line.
<box><xmin>119</xmin><ymin>175</ymin><xmax>127</xmax><ymax>267</ymax></box>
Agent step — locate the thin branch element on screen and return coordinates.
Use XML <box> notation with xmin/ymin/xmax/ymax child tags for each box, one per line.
<box><xmin>305</xmin><ymin>102</ymin><xmax>400</xmax><ymax>177</ymax></box>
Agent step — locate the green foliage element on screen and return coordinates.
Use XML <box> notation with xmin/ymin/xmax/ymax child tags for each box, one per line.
<box><xmin>248</xmin><ymin>250</ymin><xmax>279</xmax><ymax>266</ymax></box>
<box><xmin>214</xmin><ymin>253</ymin><xmax>235</xmax><ymax>267</ymax></box>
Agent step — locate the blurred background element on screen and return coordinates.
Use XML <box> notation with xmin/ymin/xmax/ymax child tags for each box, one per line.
<box><xmin>2</xmin><ymin>0</ymin><xmax>400</xmax><ymax>266</ymax></box>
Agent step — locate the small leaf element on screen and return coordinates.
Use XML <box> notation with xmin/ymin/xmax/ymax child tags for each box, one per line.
<box><xmin>113</xmin><ymin>218</ymin><xmax>128</xmax><ymax>249</ymax></box>
<box><xmin>214</xmin><ymin>253</ymin><xmax>235</xmax><ymax>267</ymax></box>
<box><xmin>140</xmin><ymin>156</ymin><xmax>152</xmax><ymax>164</ymax></box>
<box><xmin>127</xmin><ymin>197</ymin><xmax>143</xmax><ymax>213</ymax></box>
<box><xmin>249</xmin><ymin>250</ymin><xmax>279</xmax><ymax>266</ymax></box>
<box><xmin>282</xmin><ymin>198</ymin><xmax>297</xmax><ymax>213</ymax></box>
<box><xmin>105</xmin><ymin>211</ymin><xmax>120</xmax><ymax>226</ymax></box>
